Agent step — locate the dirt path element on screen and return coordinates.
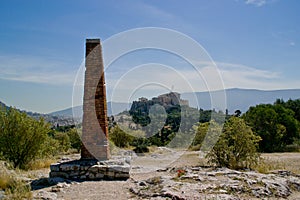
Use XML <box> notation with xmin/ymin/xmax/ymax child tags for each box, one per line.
<box><xmin>56</xmin><ymin>181</ymin><xmax>133</xmax><ymax>200</ymax></box>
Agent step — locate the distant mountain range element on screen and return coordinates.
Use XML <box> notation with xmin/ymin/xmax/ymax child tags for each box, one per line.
<box><xmin>49</xmin><ymin>102</ymin><xmax>131</xmax><ymax>117</ymax></box>
<box><xmin>2</xmin><ymin>88</ymin><xmax>300</xmax><ymax>119</ymax></box>
<box><xmin>182</xmin><ymin>88</ymin><xmax>300</xmax><ymax>113</ymax></box>
<box><xmin>48</xmin><ymin>88</ymin><xmax>300</xmax><ymax>117</ymax></box>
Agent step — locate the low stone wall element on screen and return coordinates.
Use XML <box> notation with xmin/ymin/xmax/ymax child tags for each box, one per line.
<box><xmin>50</xmin><ymin>159</ymin><xmax>130</xmax><ymax>181</ymax></box>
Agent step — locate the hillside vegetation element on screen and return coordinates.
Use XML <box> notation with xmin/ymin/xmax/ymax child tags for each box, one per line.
<box><xmin>110</xmin><ymin>95</ymin><xmax>300</xmax><ymax>169</ymax></box>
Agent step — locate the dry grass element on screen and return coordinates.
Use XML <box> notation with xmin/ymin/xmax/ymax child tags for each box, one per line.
<box><xmin>260</xmin><ymin>152</ymin><xmax>300</xmax><ymax>174</ymax></box>
<box><xmin>171</xmin><ymin>151</ymin><xmax>300</xmax><ymax>174</ymax></box>
<box><xmin>253</xmin><ymin>158</ymin><xmax>286</xmax><ymax>174</ymax></box>
<box><xmin>0</xmin><ymin>172</ymin><xmax>12</xmax><ymax>190</ymax></box>
<box><xmin>170</xmin><ymin>151</ymin><xmax>208</xmax><ymax>168</ymax></box>
<box><xmin>0</xmin><ymin>163</ymin><xmax>32</xmax><ymax>199</ymax></box>
<box><xmin>25</xmin><ymin>158</ymin><xmax>56</xmax><ymax>170</ymax></box>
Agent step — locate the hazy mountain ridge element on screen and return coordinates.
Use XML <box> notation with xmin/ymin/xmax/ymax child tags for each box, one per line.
<box><xmin>49</xmin><ymin>102</ymin><xmax>131</xmax><ymax>117</ymax></box>
<box><xmin>2</xmin><ymin>88</ymin><xmax>300</xmax><ymax>119</ymax></box>
<box><xmin>49</xmin><ymin>88</ymin><xmax>300</xmax><ymax>116</ymax></box>
<box><xmin>182</xmin><ymin>88</ymin><xmax>300</xmax><ymax>113</ymax></box>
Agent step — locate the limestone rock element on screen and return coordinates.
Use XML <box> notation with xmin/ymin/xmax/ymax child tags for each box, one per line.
<box><xmin>34</xmin><ymin>191</ymin><xmax>57</xmax><ymax>200</ymax></box>
<box><xmin>130</xmin><ymin>167</ymin><xmax>300</xmax><ymax>199</ymax></box>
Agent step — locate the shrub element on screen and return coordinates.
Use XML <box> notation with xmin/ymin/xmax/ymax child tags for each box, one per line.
<box><xmin>132</xmin><ymin>137</ymin><xmax>149</xmax><ymax>153</ymax></box>
<box><xmin>0</xmin><ymin>108</ymin><xmax>51</xmax><ymax>169</ymax></box>
<box><xmin>39</xmin><ymin>136</ymin><xmax>61</xmax><ymax>157</ymax></box>
<box><xmin>190</xmin><ymin>120</ymin><xmax>223</xmax><ymax>152</ymax></box>
<box><xmin>67</xmin><ymin>128</ymin><xmax>82</xmax><ymax>152</ymax></box>
<box><xmin>54</xmin><ymin>132</ymin><xmax>71</xmax><ymax>152</ymax></box>
<box><xmin>206</xmin><ymin>117</ymin><xmax>261</xmax><ymax>169</ymax></box>
<box><xmin>109</xmin><ymin>126</ymin><xmax>133</xmax><ymax>148</ymax></box>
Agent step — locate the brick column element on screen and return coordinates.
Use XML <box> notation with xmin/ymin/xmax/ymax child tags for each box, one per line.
<box><xmin>81</xmin><ymin>39</ymin><xmax>110</xmax><ymax>160</ymax></box>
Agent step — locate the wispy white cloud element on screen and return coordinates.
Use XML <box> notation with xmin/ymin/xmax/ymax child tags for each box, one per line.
<box><xmin>2</xmin><ymin>53</ymin><xmax>297</xmax><ymax>103</ymax></box>
<box><xmin>103</xmin><ymin>60</ymin><xmax>298</xmax><ymax>102</ymax></box>
<box><xmin>135</xmin><ymin>2</ymin><xmax>175</xmax><ymax>20</ymax></box>
<box><xmin>216</xmin><ymin>62</ymin><xmax>279</xmax><ymax>79</ymax></box>
<box><xmin>245</xmin><ymin>0</ymin><xmax>267</xmax><ymax>7</ymax></box>
<box><xmin>0</xmin><ymin>55</ymin><xmax>76</xmax><ymax>85</ymax></box>
<box><xmin>271</xmin><ymin>31</ymin><xmax>297</xmax><ymax>47</ymax></box>
<box><xmin>214</xmin><ymin>62</ymin><xmax>282</xmax><ymax>89</ymax></box>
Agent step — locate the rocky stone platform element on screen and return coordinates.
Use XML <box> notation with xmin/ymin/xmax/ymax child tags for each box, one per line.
<box><xmin>49</xmin><ymin>158</ymin><xmax>130</xmax><ymax>181</ymax></box>
<box><xmin>130</xmin><ymin>167</ymin><xmax>300</xmax><ymax>199</ymax></box>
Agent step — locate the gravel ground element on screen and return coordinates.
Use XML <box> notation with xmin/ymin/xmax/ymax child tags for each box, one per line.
<box><xmin>31</xmin><ymin>151</ymin><xmax>300</xmax><ymax>200</ymax></box>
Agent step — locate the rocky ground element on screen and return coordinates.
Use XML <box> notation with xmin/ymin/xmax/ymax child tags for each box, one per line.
<box><xmin>22</xmin><ymin>149</ymin><xmax>300</xmax><ymax>200</ymax></box>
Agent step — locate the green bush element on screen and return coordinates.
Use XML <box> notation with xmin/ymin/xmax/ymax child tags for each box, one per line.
<box><xmin>190</xmin><ymin>120</ymin><xmax>223</xmax><ymax>152</ymax></box>
<box><xmin>109</xmin><ymin>126</ymin><xmax>133</xmax><ymax>148</ymax></box>
<box><xmin>37</xmin><ymin>136</ymin><xmax>61</xmax><ymax>159</ymax></box>
<box><xmin>132</xmin><ymin>137</ymin><xmax>149</xmax><ymax>153</ymax></box>
<box><xmin>0</xmin><ymin>108</ymin><xmax>52</xmax><ymax>169</ymax></box>
<box><xmin>67</xmin><ymin>128</ymin><xmax>82</xmax><ymax>152</ymax></box>
<box><xmin>207</xmin><ymin>117</ymin><xmax>261</xmax><ymax>169</ymax></box>
<box><xmin>54</xmin><ymin>132</ymin><xmax>71</xmax><ymax>152</ymax></box>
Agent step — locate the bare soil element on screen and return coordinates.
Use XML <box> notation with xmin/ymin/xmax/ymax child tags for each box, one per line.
<box><xmin>31</xmin><ymin>150</ymin><xmax>300</xmax><ymax>200</ymax></box>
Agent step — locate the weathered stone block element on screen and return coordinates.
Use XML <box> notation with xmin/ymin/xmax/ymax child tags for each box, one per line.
<box><xmin>109</xmin><ymin>165</ymin><xmax>130</xmax><ymax>173</ymax></box>
<box><xmin>50</xmin><ymin>164</ymin><xmax>60</xmax><ymax>172</ymax></box>
<box><xmin>89</xmin><ymin>165</ymin><xmax>100</xmax><ymax>173</ymax></box>
<box><xmin>71</xmin><ymin>164</ymin><xmax>80</xmax><ymax>171</ymax></box>
<box><xmin>115</xmin><ymin>172</ymin><xmax>130</xmax><ymax>179</ymax></box>
<box><xmin>80</xmin><ymin>175</ymin><xmax>86</xmax><ymax>179</ymax></box>
<box><xmin>69</xmin><ymin>171</ymin><xmax>80</xmax><ymax>177</ymax></box>
<box><xmin>95</xmin><ymin>173</ymin><xmax>104</xmax><ymax>179</ymax></box>
<box><xmin>50</xmin><ymin>172</ymin><xmax>69</xmax><ymax>179</ymax></box>
<box><xmin>88</xmin><ymin>173</ymin><xmax>95</xmax><ymax>179</ymax></box>
<box><xmin>106</xmin><ymin>171</ymin><xmax>115</xmax><ymax>178</ymax></box>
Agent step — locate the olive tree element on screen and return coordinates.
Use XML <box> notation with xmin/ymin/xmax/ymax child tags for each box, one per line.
<box><xmin>207</xmin><ymin>117</ymin><xmax>261</xmax><ymax>169</ymax></box>
<box><xmin>0</xmin><ymin>108</ymin><xmax>51</xmax><ymax>168</ymax></box>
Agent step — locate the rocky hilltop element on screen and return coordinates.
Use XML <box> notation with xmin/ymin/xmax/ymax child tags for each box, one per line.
<box><xmin>130</xmin><ymin>92</ymin><xmax>189</xmax><ymax>112</ymax></box>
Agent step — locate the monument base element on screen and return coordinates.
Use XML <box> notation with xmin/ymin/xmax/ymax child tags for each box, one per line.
<box><xmin>49</xmin><ymin>158</ymin><xmax>130</xmax><ymax>181</ymax></box>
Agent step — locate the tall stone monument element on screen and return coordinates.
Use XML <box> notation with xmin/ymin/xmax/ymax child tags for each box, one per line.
<box><xmin>81</xmin><ymin>39</ymin><xmax>110</xmax><ymax>160</ymax></box>
<box><xmin>49</xmin><ymin>39</ymin><xmax>129</xmax><ymax>181</ymax></box>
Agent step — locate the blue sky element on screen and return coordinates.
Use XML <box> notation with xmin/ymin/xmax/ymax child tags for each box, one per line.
<box><xmin>0</xmin><ymin>0</ymin><xmax>299</xmax><ymax>113</ymax></box>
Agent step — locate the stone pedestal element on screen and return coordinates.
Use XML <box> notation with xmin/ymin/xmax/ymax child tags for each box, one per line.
<box><xmin>50</xmin><ymin>159</ymin><xmax>130</xmax><ymax>181</ymax></box>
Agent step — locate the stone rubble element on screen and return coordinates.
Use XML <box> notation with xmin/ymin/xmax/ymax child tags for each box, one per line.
<box><xmin>0</xmin><ymin>190</ymin><xmax>5</xmax><ymax>200</ymax></box>
<box><xmin>129</xmin><ymin>167</ymin><xmax>300</xmax><ymax>199</ymax></box>
<box><xmin>34</xmin><ymin>190</ymin><xmax>58</xmax><ymax>200</ymax></box>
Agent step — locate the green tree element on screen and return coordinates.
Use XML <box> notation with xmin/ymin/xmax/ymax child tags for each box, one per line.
<box><xmin>0</xmin><ymin>108</ymin><xmax>51</xmax><ymax>168</ymax></box>
<box><xmin>207</xmin><ymin>117</ymin><xmax>261</xmax><ymax>169</ymax></box>
<box><xmin>278</xmin><ymin>98</ymin><xmax>300</xmax><ymax>122</ymax></box>
<box><xmin>243</xmin><ymin>104</ymin><xmax>299</xmax><ymax>152</ymax></box>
